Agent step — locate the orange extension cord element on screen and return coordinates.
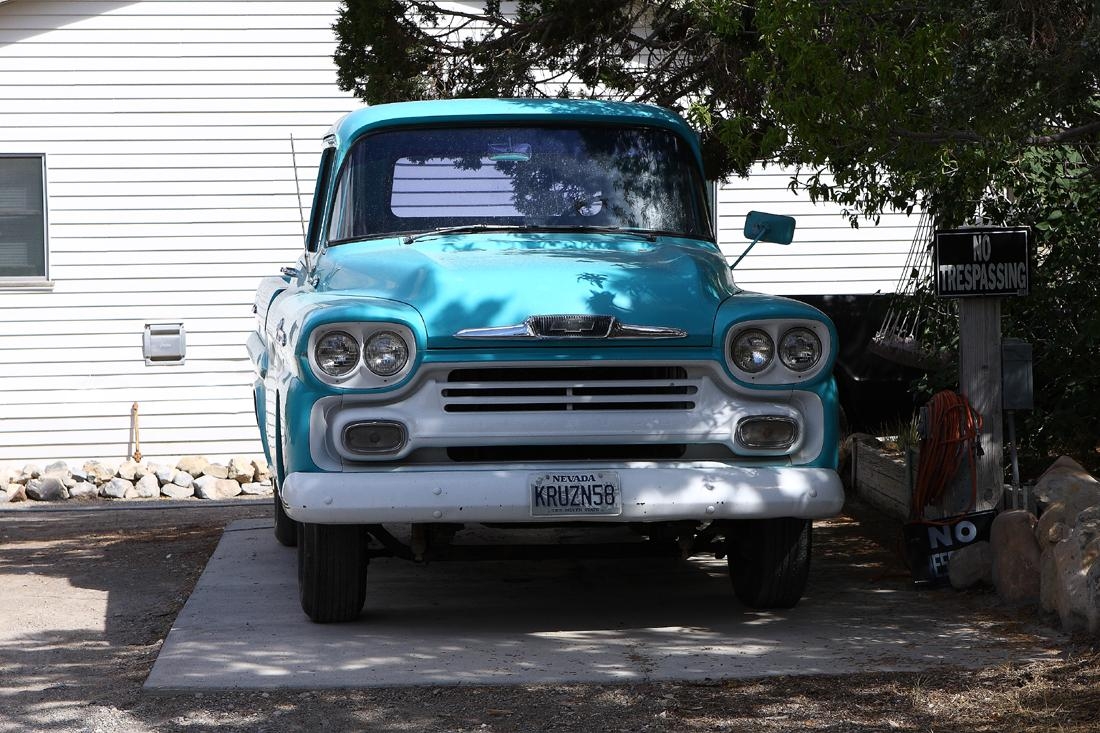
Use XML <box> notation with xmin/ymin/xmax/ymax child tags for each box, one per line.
<box><xmin>911</xmin><ymin>390</ymin><xmax>983</xmax><ymax>523</ymax></box>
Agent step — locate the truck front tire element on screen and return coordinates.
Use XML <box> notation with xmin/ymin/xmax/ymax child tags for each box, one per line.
<box><xmin>298</xmin><ymin>522</ymin><xmax>369</xmax><ymax>623</ymax></box>
<box><xmin>272</xmin><ymin>482</ymin><xmax>299</xmax><ymax>547</ymax></box>
<box><xmin>726</xmin><ymin>517</ymin><xmax>812</xmax><ymax>609</ymax></box>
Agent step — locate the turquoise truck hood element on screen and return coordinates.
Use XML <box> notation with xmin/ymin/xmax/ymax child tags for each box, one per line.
<box><xmin>313</xmin><ymin>233</ymin><xmax>735</xmax><ymax>348</ymax></box>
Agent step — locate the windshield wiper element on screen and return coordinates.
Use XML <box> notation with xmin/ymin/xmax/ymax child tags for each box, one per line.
<box><xmin>402</xmin><ymin>223</ymin><xmax>659</xmax><ymax>245</ymax></box>
<box><xmin>402</xmin><ymin>224</ymin><xmax>526</xmax><ymax>245</ymax></box>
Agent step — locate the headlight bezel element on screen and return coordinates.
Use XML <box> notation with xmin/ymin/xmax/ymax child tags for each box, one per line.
<box><xmin>724</xmin><ymin>319</ymin><xmax>830</xmax><ymax>385</ymax></box>
<box><xmin>364</xmin><ymin>329</ymin><xmax>410</xmax><ymax>377</ymax></box>
<box><xmin>778</xmin><ymin>326</ymin><xmax>822</xmax><ymax>372</ymax></box>
<box><xmin>730</xmin><ymin>328</ymin><xmax>775</xmax><ymax>374</ymax></box>
<box><xmin>306</xmin><ymin>322</ymin><xmax>417</xmax><ymax>388</ymax></box>
<box><xmin>313</xmin><ymin>330</ymin><xmax>361</xmax><ymax>378</ymax></box>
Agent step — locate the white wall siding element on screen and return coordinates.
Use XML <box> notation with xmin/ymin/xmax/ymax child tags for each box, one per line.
<box><xmin>0</xmin><ymin>0</ymin><xmax>358</xmax><ymax>466</ymax></box>
<box><xmin>716</xmin><ymin>166</ymin><xmax>918</xmax><ymax>296</ymax></box>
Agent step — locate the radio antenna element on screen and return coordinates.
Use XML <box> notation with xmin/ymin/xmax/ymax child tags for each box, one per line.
<box><xmin>289</xmin><ymin>133</ymin><xmax>307</xmax><ymax>240</ymax></box>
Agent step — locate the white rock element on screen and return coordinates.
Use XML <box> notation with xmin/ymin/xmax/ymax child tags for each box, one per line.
<box><xmin>117</xmin><ymin>460</ymin><xmax>141</xmax><ymax>481</ymax></box>
<box><xmin>20</xmin><ymin>464</ymin><xmax>41</xmax><ymax>483</ymax></box>
<box><xmin>43</xmin><ymin>460</ymin><xmax>71</xmax><ymax>479</ymax></box>
<box><xmin>99</xmin><ymin>477</ymin><xmax>133</xmax><ymax>499</ymax></box>
<box><xmin>154</xmin><ymin>465</ymin><xmax>176</xmax><ymax>485</ymax></box>
<box><xmin>26</xmin><ymin>477</ymin><xmax>68</xmax><ymax>502</ymax></box>
<box><xmin>83</xmin><ymin>461</ymin><xmax>117</xmax><ymax>484</ymax></box>
<box><xmin>227</xmin><ymin>456</ymin><xmax>256</xmax><ymax>483</ymax></box>
<box><xmin>161</xmin><ymin>482</ymin><xmax>195</xmax><ymax>500</ymax></box>
<box><xmin>239</xmin><ymin>482</ymin><xmax>273</xmax><ymax>496</ymax></box>
<box><xmin>68</xmin><ymin>481</ymin><xmax>99</xmax><ymax>499</ymax></box>
<box><xmin>202</xmin><ymin>463</ymin><xmax>230</xmax><ymax>480</ymax></box>
<box><xmin>176</xmin><ymin>455</ymin><xmax>210</xmax><ymax>478</ymax></box>
<box><xmin>2</xmin><ymin>483</ymin><xmax>26</xmax><ymax>503</ymax></box>
<box><xmin>171</xmin><ymin>471</ymin><xmax>194</xmax><ymax>489</ymax></box>
<box><xmin>194</xmin><ymin>475</ymin><xmax>242</xmax><ymax>500</ymax></box>
<box><xmin>252</xmin><ymin>458</ymin><xmax>272</xmax><ymax>483</ymax></box>
<box><xmin>0</xmin><ymin>466</ymin><xmax>19</xmax><ymax>486</ymax></box>
<box><xmin>129</xmin><ymin>474</ymin><xmax>160</xmax><ymax>499</ymax></box>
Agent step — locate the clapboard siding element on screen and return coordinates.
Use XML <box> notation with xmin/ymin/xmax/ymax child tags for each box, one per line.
<box><xmin>0</xmin><ymin>0</ymin><xmax>357</xmax><ymax>466</ymax></box>
<box><xmin>716</xmin><ymin>167</ymin><xmax>917</xmax><ymax>295</ymax></box>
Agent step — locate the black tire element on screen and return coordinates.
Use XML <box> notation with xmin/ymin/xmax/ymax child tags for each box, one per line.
<box><xmin>272</xmin><ymin>481</ymin><xmax>299</xmax><ymax>547</ymax></box>
<box><xmin>725</xmin><ymin>518</ymin><xmax>812</xmax><ymax>609</ymax></box>
<box><xmin>298</xmin><ymin>522</ymin><xmax>369</xmax><ymax>623</ymax></box>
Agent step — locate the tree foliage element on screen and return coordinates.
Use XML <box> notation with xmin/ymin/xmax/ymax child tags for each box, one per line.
<box><xmin>333</xmin><ymin>0</ymin><xmax>1100</xmax><ymax>468</ymax></box>
<box><xmin>334</xmin><ymin>0</ymin><xmax>1099</xmax><ymax>222</ymax></box>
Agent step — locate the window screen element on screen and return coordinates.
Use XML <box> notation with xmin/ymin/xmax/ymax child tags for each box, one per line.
<box><xmin>0</xmin><ymin>155</ymin><xmax>47</xmax><ymax>279</ymax></box>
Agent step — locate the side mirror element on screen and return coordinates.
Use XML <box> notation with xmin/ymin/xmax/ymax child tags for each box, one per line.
<box><xmin>743</xmin><ymin>210</ymin><xmax>796</xmax><ymax>245</ymax></box>
<box><xmin>732</xmin><ymin>210</ymin><xmax>797</xmax><ymax>269</ymax></box>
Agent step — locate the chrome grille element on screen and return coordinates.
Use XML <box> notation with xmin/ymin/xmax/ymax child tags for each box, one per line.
<box><xmin>441</xmin><ymin>366</ymin><xmax>698</xmax><ymax>413</ymax></box>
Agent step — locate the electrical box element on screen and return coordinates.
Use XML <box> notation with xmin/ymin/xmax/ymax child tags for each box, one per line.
<box><xmin>143</xmin><ymin>323</ymin><xmax>186</xmax><ymax>366</ymax></box>
<box><xmin>1002</xmin><ymin>338</ymin><xmax>1033</xmax><ymax>411</ymax></box>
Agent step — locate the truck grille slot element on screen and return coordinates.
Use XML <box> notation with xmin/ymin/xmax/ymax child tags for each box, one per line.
<box><xmin>442</xmin><ymin>366</ymin><xmax>697</xmax><ymax>413</ymax></box>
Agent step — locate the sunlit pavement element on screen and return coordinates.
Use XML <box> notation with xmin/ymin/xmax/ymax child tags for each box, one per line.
<box><xmin>146</xmin><ymin>517</ymin><xmax>1064</xmax><ymax>690</ymax></box>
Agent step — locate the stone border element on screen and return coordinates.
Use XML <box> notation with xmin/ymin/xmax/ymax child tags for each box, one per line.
<box><xmin>1</xmin><ymin>456</ymin><xmax>272</xmax><ymax>504</ymax></box>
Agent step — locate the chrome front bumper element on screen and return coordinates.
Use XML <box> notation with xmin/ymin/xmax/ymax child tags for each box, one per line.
<box><xmin>280</xmin><ymin>462</ymin><xmax>844</xmax><ymax>524</ymax></box>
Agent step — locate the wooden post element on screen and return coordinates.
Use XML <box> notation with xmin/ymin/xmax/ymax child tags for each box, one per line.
<box><xmin>952</xmin><ymin>297</ymin><xmax>1002</xmax><ymax>514</ymax></box>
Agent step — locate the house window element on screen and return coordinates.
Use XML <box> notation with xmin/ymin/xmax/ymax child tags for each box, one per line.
<box><xmin>0</xmin><ymin>154</ymin><xmax>48</xmax><ymax>282</ymax></box>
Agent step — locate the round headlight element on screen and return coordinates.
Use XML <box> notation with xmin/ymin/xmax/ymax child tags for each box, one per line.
<box><xmin>314</xmin><ymin>331</ymin><xmax>360</xmax><ymax>377</ymax></box>
<box><xmin>778</xmin><ymin>327</ymin><xmax>822</xmax><ymax>372</ymax></box>
<box><xmin>365</xmin><ymin>330</ymin><xmax>409</xmax><ymax>376</ymax></box>
<box><xmin>731</xmin><ymin>329</ymin><xmax>775</xmax><ymax>374</ymax></box>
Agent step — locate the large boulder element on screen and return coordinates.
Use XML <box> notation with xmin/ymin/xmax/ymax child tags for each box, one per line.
<box><xmin>950</xmin><ymin>540</ymin><xmax>994</xmax><ymax>589</ymax></box>
<box><xmin>991</xmin><ymin>510</ymin><xmax>1041</xmax><ymax>605</ymax></box>
<box><xmin>1034</xmin><ymin>457</ymin><xmax>1100</xmax><ymax>532</ymax></box>
<box><xmin>1046</xmin><ymin>506</ymin><xmax>1100</xmax><ymax>633</ymax></box>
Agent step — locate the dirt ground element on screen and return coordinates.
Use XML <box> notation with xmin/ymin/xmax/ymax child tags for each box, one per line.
<box><xmin>1</xmin><ymin>499</ymin><xmax>1098</xmax><ymax>733</ymax></box>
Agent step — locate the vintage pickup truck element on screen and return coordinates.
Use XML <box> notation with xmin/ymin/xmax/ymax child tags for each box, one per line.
<box><xmin>247</xmin><ymin>98</ymin><xmax>844</xmax><ymax>623</ymax></box>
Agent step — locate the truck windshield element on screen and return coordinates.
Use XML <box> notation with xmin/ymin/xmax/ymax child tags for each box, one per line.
<box><xmin>327</xmin><ymin>125</ymin><xmax>711</xmax><ymax>243</ymax></box>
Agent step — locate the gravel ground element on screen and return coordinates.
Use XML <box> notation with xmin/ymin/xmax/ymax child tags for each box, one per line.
<box><xmin>1</xmin><ymin>499</ymin><xmax>1097</xmax><ymax>733</ymax></box>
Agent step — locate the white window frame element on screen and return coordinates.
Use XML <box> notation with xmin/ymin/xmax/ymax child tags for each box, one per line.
<box><xmin>0</xmin><ymin>153</ymin><xmax>52</xmax><ymax>290</ymax></box>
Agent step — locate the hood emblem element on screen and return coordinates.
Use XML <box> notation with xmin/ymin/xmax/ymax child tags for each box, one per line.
<box><xmin>455</xmin><ymin>315</ymin><xmax>687</xmax><ymax>340</ymax></box>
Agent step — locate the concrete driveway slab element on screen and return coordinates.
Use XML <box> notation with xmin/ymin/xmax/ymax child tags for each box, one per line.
<box><xmin>145</xmin><ymin>518</ymin><xmax>1063</xmax><ymax>690</ymax></box>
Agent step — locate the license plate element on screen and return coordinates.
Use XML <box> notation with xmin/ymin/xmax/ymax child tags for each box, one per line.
<box><xmin>529</xmin><ymin>471</ymin><xmax>622</xmax><ymax>517</ymax></box>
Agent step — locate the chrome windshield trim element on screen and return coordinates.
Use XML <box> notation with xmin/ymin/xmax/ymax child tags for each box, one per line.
<box><xmin>456</xmin><ymin>315</ymin><xmax>687</xmax><ymax>340</ymax></box>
